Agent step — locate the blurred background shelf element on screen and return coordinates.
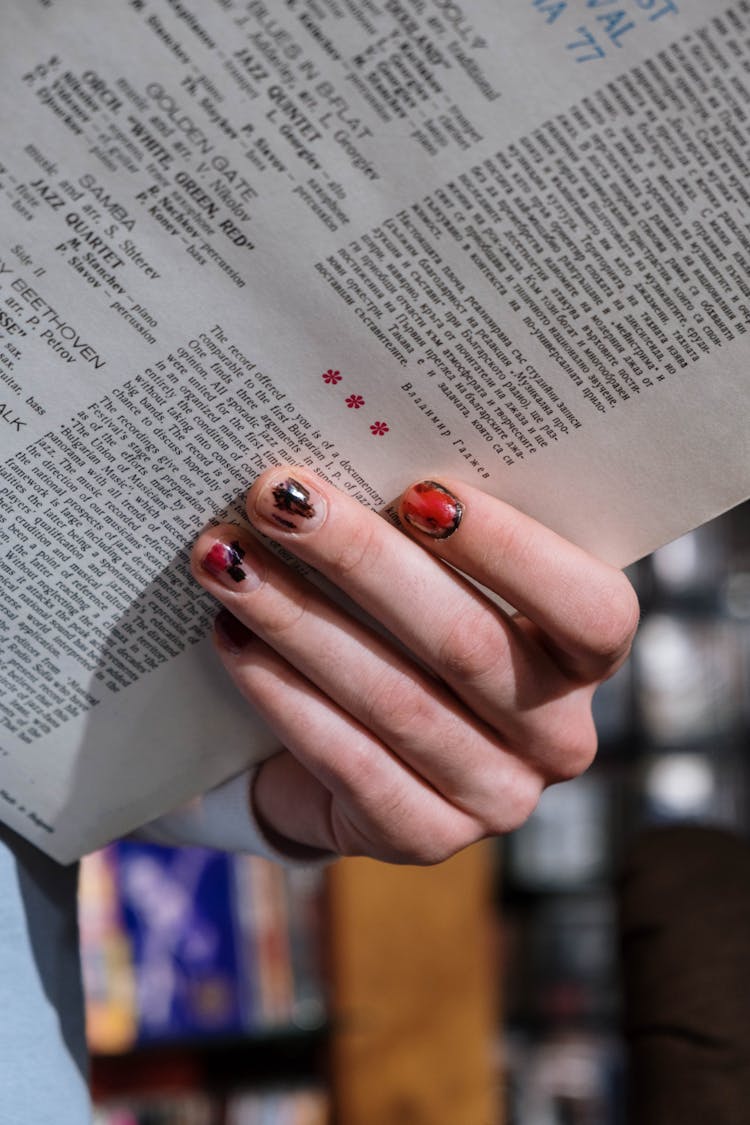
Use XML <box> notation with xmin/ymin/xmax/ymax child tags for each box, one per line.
<box><xmin>81</xmin><ymin>833</ymin><xmax>499</xmax><ymax>1123</ymax></box>
<box><xmin>499</xmin><ymin>500</ymin><xmax>750</xmax><ymax>1123</ymax></box>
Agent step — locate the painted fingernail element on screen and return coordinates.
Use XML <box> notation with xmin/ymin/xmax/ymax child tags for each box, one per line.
<box><xmin>214</xmin><ymin>609</ymin><xmax>254</xmax><ymax>653</ymax></box>
<box><xmin>401</xmin><ymin>481</ymin><xmax>463</xmax><ymax>539</ymax></box>
<box><xmin>253</xmin><ymin>475</ymin><xmax>326</xmax><ymax>533</ymax></box>
<box><xmin>202</xmin><ymin>535</ymin><xmax>262</xmax><ymax>591</ymax></box>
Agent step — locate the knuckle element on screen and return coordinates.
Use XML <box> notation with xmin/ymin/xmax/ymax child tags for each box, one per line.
<box><xmin>327</xmin><ymin>518</ymin><xmax>380</xmax><ymax>580</ymax></box>
<box><xmin>490</xmin><ymin>770</ymin><xmax>544</xmax><ymax>834</ymax></box>
<box><xmin>361</xmin><ymin>672</ymin><xmax>441</xmax><ymax>742</ymax></box>
<box><xmin>406</xmin><ymin>842</ymin><xmax>454</xmax><ymax>866</ymax></box>
<box><xmin>485</xmin><ymin>514</ymin><xmax>538</xmax><ymax>571</ymax></box>
<box><xmin>438</xmin><ymin>607</ymin><xmax>508</xmax><ymax>685</ymax></box>
<box><xmin>546</xmin><ymin>715</ymin><xmax>599</xmax><ymax>783</ymax></box>
<box><xmin>583</xmin><ymin>575</ymin><xmax>640</xmax><ymax>668</ymax></box>
<box><xmin>364</xmin><ymin>789</ymin><xmax>476</xmax><ymax>866</ymax></box>
<box><xmin>334</xmin><ymin>740</ymin><xmax>389</xmax><ymax>801</ymax></box>
<box><xmin>388</xmin><ymin>824</ymin><xmax>469</xmax><ymax>866</ymax></box>
<box><xmin>257</xmin><ymin>591</ymin><xmax>310</xmax><ymax>641</ymax></box>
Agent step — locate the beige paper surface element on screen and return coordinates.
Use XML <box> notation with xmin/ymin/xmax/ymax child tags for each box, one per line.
<box><xmin>1</xmin><ymin>0</ymin><xmax>749</xmax><ymax>859</ymax></box>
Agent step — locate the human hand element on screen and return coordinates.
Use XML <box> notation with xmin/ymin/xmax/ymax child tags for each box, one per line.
<box><xmin>191</xmin><ymin>471</ymin><xmax>639</xmax><ymax>864</ymax></box>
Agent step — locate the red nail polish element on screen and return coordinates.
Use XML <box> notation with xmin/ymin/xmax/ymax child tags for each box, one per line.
<box><xmin>401</xmin><ymin>481</ymin><xmax>463</xmax><ymax>539</ymax></box>
<box><xmin>202</xmin><ymin>537</ymin><xmax>261</xmax><ymax>590</ymax></box>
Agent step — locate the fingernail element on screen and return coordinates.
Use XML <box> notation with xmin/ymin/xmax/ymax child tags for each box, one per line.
<box><xmin>253</xmin><ymin>475</ymin><xmax>326</xmax><ymax>533</ymax></box>
<box><xmin>401</xmin><ymin>481</ymin><xmax>463</xmax><ymax>539</ymax></box>
<box><xmin>214</xmin><ymin>609</ymin><xmax>254</xmax><ymax>653</ymax></box>
<box><xmin>202</xmin><ymin>534</ymin><xmax>262</xmax><ymax>591</ymax></box>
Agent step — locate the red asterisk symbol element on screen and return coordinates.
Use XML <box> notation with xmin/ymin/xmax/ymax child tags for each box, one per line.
<box><xmin>370</xmin><ymin>421</ymin><xmax>389</xmax><ymax>435</ymax></box>
<box><xmin>322</xmin><ymin>369</ymin><xmax>341</xmax><ymax>384</ymax></box>
<box><xmin>346</xmin><ymin>394</ymin><xmax>365</xmax><ymax>409</ymax></box>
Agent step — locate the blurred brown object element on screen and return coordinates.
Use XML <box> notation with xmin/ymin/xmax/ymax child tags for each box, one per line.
<box><xmin>328</xmin><ymin>843</ymin><xmax>499</xmax><ymax>1125</ymax></box>
<box><xmin>618</xmin><ymin>826</ymin><xmax>750</xmax><ymax>1124</ymax></box>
